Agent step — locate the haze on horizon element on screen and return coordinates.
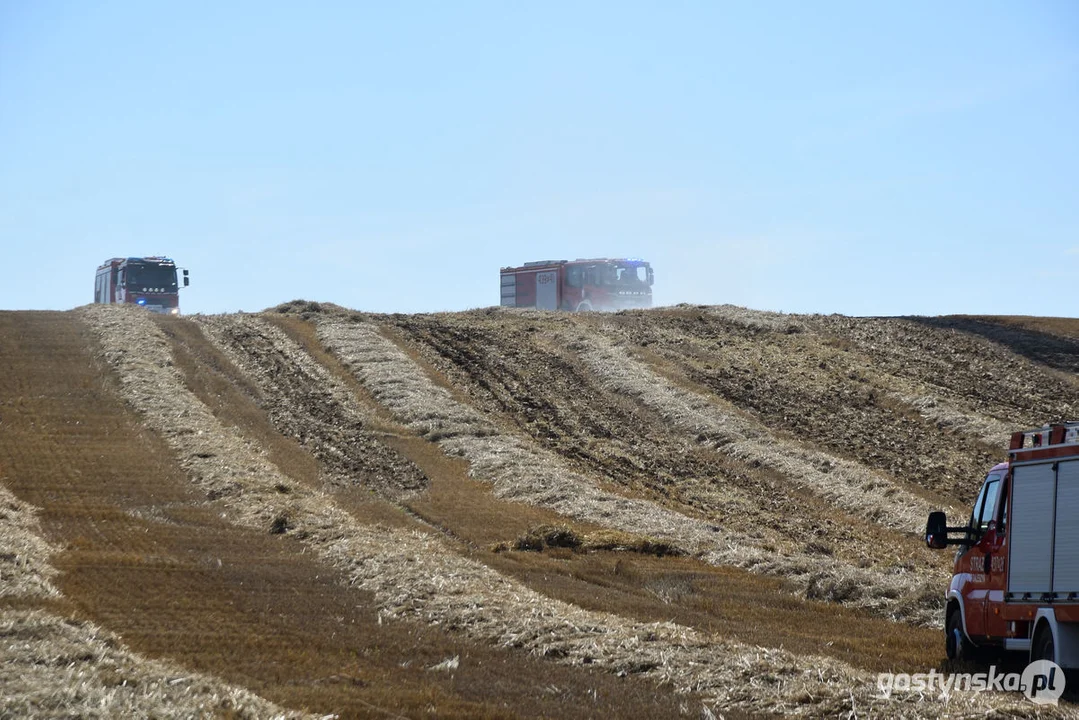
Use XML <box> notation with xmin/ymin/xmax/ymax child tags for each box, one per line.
<box><xmin>1</xmin><ymin>2</ymin><xmax>1077</xmax><ymax>317</ymax></box>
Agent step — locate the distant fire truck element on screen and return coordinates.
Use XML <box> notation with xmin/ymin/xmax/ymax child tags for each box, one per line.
<box><xmin>499</xmin><ymin>258</ymin><xmax>653</xmax><ymax>311</ymax></box>
<box><xmin>927</xmin><ymin>422</ymin><xmax>1079</xmax><ymax>671</ymax></box>
<box><xmin>94</xmin><ymin>257</ymin><xmax>189</xmax><ymax>314</ymax></box>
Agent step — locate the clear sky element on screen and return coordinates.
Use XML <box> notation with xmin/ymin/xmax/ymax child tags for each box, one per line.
<box><xmin>2</xmin><ymin>1</ymin><xmax>1077</xmax><ymax>316</ymax></box>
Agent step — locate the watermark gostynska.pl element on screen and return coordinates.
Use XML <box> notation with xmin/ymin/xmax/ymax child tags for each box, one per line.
<box><xmin>877</xmin><ymin>660</ymin><xmax>1064</xmax><ymax>705</ymax></box>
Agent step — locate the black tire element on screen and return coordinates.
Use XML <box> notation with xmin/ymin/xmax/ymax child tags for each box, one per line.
<box><xmin>1065</xmin><ymin>670</ymin><xmax>1079</xmax><ymax>702</ymax></box>
<box><xmin>1032</xmin><ymin>624</ymin><xmax>1056</xmax><ymax>664</ymax></box>
<box><xmin>946</xmin><ymin>607</ymin><xmax>976</xmax><ymax>661</ymax></box>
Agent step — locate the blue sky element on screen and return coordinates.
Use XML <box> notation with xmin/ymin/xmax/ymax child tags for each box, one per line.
<box><xmin>2</xmin><ymin>1</ymin><xmax>1077</xmax><ymax>316</ymax></box>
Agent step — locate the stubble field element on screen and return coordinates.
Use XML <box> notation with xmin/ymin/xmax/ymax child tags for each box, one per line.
<box><xmin>2</xmin><ymin>303</ymin><xmax>1078</xmax><ymax>718</ymax></box>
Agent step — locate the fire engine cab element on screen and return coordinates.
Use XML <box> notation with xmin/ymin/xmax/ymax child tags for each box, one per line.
<box><xmin>94</xmin><ymin>257</ymin><xmax>189</xmax><ymax>314</ymax></box>
<box><xmin>499</xmin><ymin>258</ymin><xmax>653</xmax><ymax>312</ymax></box>
<box><xmin>927</xmin><ymin>422</ymin><xmax>1079</xmax><ymax>669</ymax></box>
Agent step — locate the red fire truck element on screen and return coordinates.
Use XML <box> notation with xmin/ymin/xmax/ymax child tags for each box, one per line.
<box><xmin>927</xmin><ymin>422</ymin><xmax>1079</xmax><ymax>670</ymax></box>
<box><xmin>94</xmin><ymin>257</ymin><xmax>189</xmax><ymax>314</ymax></box>
<box><xmin>499</xmin><ymin>258</ymin><xmax>653</xmax><ymax>311</ymax></box>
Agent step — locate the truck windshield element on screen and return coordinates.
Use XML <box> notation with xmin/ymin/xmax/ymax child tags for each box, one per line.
<box><xmin>126</xmin><ymin>264</ymin><xmax>177</xmax><ymax>291</ymax></box>
<box><xmin>613</xmin><ymin>265</ymin><xmax>648</xmax><ymax>284</ymax></box>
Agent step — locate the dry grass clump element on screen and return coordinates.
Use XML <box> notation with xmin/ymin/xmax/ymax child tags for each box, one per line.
<box><xmin>0</xmin><ymin>484</ymin><xmax>59</xmax><ymax>600</ymax></box>
<box><xmin>582</xmin><ymin>529</ymin><xmax>683</xmax><ymax>557</ymax></box>
<box><xmin>0</xmin><ymin>609</ymin><xmax>308</xmax><ymax>719</ymax></box>
<box><xmin>498</xmin><ymin>525</ymin><xmax>682</xmax><ymax>557</ymax></box>
<box><xmin>510</xmin><ymin>524</ymin><xmax>583</xmax><ymax>551</ymax></box>
<box><xmin>272</xmin><ymin>299</ymin><xmax>328</xmax><ymax>317</ymax></box>
<box><xmin>269</xmin><ymin>299</ymin><xmax>358</xmax><ymax>322</ymax></box>
<box><xmin>573</xmin><ymin>333</ymin><xmax>956</xmax><ymax>533</ymax></box>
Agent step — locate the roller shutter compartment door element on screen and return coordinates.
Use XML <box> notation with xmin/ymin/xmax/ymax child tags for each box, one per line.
<box><xmin>1008</xmin><ymin>462</ymin><xmax>1057</xmax><ymax>596</ymax></box>
<box><xmin>535</xmin><ymin>271</ymin><xmax>558</xmax><ymax>310</ymax></box>
<box><xmin>1053</xmin><ymin>460</ymin><xmax>1079</xmax><ymax>595</ymax></box>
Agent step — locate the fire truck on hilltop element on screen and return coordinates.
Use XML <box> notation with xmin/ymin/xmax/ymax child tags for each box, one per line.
<box><xmin>927</xmin><ymin>422</ymin><xmax>1079</xmax><ymax>673</ymax></box>
<box><xmin>500</xmin><ymin>258</ymin><xmax>653</xmax><ymax>311</ymax></box>
<box><xmin>94</xmin><ymin>257</ymin><xmax>189</xmax><ymax>314</ymax></box>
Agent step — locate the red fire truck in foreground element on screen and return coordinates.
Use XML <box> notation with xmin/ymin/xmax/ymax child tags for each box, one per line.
<box><xmin>500</xmin><ymin>258</ymin><xmax>653</xmax><ymax>311</ymax></box>
<box><xmin>927</xmin><ymin>422</ymin><xmax>1079</xmax><ymax>670</ymax></box>
<box><xmin>94</xmin><ymin>257</ymin><xmax>189</xmax><ymax>314</ymax></box>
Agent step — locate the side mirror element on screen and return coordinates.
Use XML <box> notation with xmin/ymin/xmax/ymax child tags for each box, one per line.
<box><xmin>183</xmin><ymin>269</ymin><xmax>190</xmax><ymax>287</ymax></box>
<box><xmin>926</xmin><ymin>511</ymin><xmax>948</xmax><ymax>549</ymax></box>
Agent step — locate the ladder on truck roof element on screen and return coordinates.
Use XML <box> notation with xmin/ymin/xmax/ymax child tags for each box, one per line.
<box><xmin>1009</xmin><ymin>421</ymin><xmax>1079</xmax><ymax>452</ymax></box>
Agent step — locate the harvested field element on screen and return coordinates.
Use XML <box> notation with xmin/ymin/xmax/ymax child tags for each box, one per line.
<box><xmin>362</xmin><ymin>311</ymin><xmax>948</xmax><ymax>624</ymax></box>
<box><xmin>184</xmin><ymin>310</ymin><xmax>948</xmax><ymax>672</ymax></box>
<box><xmin>2</xmin><ymin>303</ymin><xmax>1078</xmax><ymax>718</ymax></box>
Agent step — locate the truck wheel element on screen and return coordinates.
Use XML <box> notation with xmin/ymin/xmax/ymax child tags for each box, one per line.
<box><xmin>946</xmin><ymin>607</ymin><xmax>975</xmax><ymax>661</ymax></box>
<box><xmin>575</xmin><ymin>301</ymin><xmax>593</xmax><ymax>312</ymax></box>
<box><xmin>1032</xmin><ymin>625</ymin><xmax>1056</xmax><ymax>664</ymax></box>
